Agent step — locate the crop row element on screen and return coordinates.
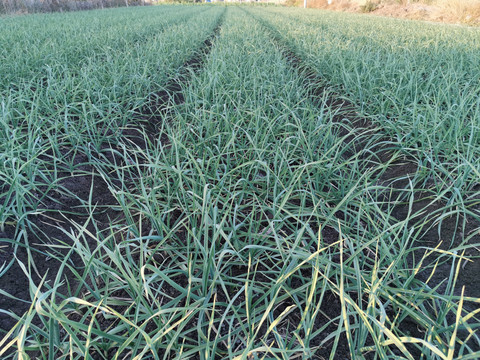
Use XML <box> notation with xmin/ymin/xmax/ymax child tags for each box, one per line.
<box><xmin>250</xmin><ymin>6</ymin><xmax>480</xmax><ymax>204</ymax></box>
<box><xmin>0</xmin><ymin>5</ymin><xmax>223</xmax><ymax>232</ymax></box>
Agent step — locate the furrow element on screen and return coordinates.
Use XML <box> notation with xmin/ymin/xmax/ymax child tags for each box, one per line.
<box><xmin>138</xmin><ymin>8</ymin><xmax>226</xmax><ymax>144</ymax></box>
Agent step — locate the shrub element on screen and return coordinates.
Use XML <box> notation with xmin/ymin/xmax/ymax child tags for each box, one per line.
<box><xmin>360</xmin><ymin>1</ymin><xmax>377</xmax><ymax>12</ymax></box>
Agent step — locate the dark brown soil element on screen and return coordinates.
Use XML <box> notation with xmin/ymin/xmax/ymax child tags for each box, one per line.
<box><xmin>0</xmin><ymin>150</ymin><xmax>120</xmax><ymax>333</ymax></box>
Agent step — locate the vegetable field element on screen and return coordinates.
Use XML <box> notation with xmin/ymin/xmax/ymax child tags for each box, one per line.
<box><xmin>1</xmin><ymin>5</ymin><xmax>479</xmax><ymax>359</ymax></box>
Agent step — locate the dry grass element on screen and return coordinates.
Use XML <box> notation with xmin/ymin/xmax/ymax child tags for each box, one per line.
<box><xmin>287</xmin><ymin>0</ymin><xmax>355</xmax><ymax>10</ymax></box>
<box><xmin>437</xmin><ymin>0</ymin><xmax>480</xmax><ymax>23</ymax></box>
<box><xmin>302</xmin><ymin>0</ymin><xmax>358</xmax><ymax>11</ymax></box>
<box><xmin>300</xmin><ymin>0</ymin><xmax>480</xmax><ymax>25</ymax></box>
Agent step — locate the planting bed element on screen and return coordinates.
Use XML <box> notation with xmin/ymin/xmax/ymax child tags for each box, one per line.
<box><xmin>1</xmin><ymin>4</ymin><xmax>479</xmax><ymax>359</ymax></box>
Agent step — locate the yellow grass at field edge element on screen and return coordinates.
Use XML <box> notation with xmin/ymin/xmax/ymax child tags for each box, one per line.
<box><xmin>289</xmin><ymin>0</ymin><xmax>480</xmax><ymax>25</ymax></box>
